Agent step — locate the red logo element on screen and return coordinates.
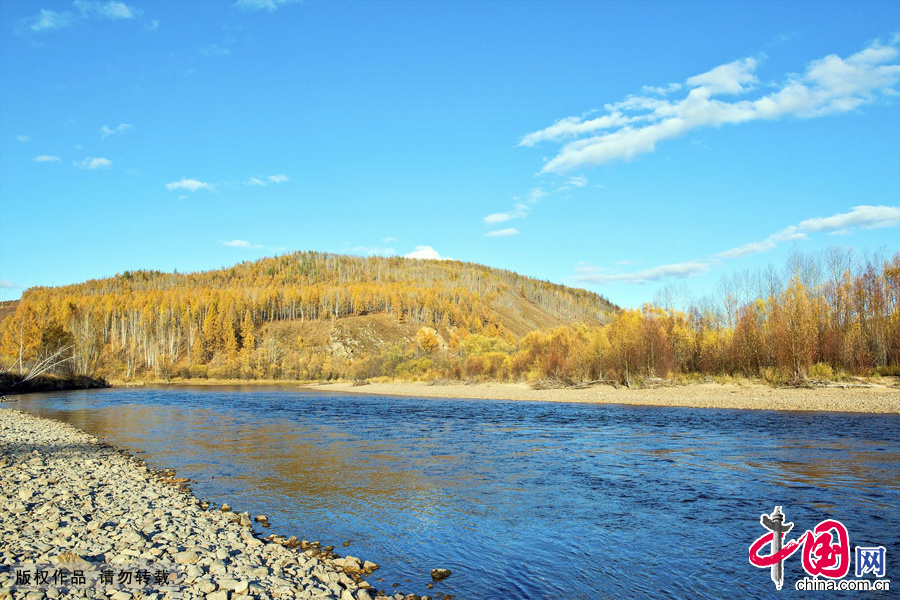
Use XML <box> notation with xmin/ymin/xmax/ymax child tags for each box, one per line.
<box><xmin>749</xmin><ymin>506</ymin><xmax>851</xmax><ymax>589</ymax></box>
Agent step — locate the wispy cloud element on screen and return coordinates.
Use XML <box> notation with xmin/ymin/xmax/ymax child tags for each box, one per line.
<box><xmin>382</xmin><ymin>236</ymin><xmax>398</xmax><ymax>243</ymax></box>
<box><xmin>576</xmin><ymin>204</ymin><xmax>900</xmax><ymax>285</ymax></box>
<box><xmin>0</xmin><ymin>280</ymin><xmax>18</xmax><ymax>290</ymax></box>
<box><xmin>28</xmin><ymin>9</ymin><xmax>74</xmax><ymax>31</ymax></box>
<box><xmin>525</xmin><ymin>188</ymin><xmax>547</xmax><ymax>203</ymax></box>
<box><xmin>524</xmin><ymin>37</ymin><xmax>900</xmax><ymax>173</ymax></box>
<box><xmin>799</xmin><ymin>204</ymin><xmax>900</xmax><ymax>234</ymax></box>
<box><xmin>17</xmin><ymin>135</ymin><xmax>32</xmax><ymax>142</ymax></box>
<box><xmin>520</xmin><ymin>113</ymin><xmax>634</xmax><ymax>147</ymax></box>
<box><xmin>166</xmin><ymin>178</ymin><xmax>212</xmax><ymax>192</ymax></box>
<box><xmin>223</xmin><ymin>239</ymin><xmax>262</xmax><ymax>249</ymax></box>
<box><xmin>246</xmin><ymin>174</ymin><xmax>289</xmax><ymax>186</ymax></box>
<box><xmin>74</xmin><ymin>156</ymin><xmax>112</xmax><ymax>169</ymax></box>
<box><xmin>34</xmin><ymin>155</ymin><xmax>61</xmax><ymax>163</ymax></box>
<box><xmin>577</xmin><ymin>261</ymin><xmax>712</xmax><ymax>284</ymax></box>
<box><xmin>75</xmin><ymin>1</ymin><xmax>136</xmax><ymax>19</ymax></box>
<box><xmin>482</xmin><ymin>187</ymin><xmax>546</xmax><ymax>226</ymax></box>
<box><xmin>716</xmin><ymin>226</ymin><xmax>807</xmax><ymax>259</ymax></box>
<box><xmin>201</xmin><ymin>44</ymin><xmax>230</xmax><ymax>58</ymax></box>
<box><xmin>24</xmin><ymin>1</ymin><xmax>139</xmax><ymax>33</ymax></box>
<box><xmin>404</xmin><ymin>246</ymin><xmax>451</xmax><ymax>261</ymax></box>
<box><xmin>486</xmin><ymin>228</ymin><xmax>519</xmax><ymax>237</ymax></box>
<box><xmin>101</xmin><ymin>123</ymin><xmax>132</xmax><ymax>139</ymax></box>
<box><xmin>234</xmin><ymin>0</ymin><xmax>302</xmax><ymax>12</ymax></box>
<box><xmin>484</xmin><ymin>204</ymin><xmax>530</xmax><ymax>224</ymax></box>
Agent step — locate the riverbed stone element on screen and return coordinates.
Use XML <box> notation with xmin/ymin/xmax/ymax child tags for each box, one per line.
<box><xmin>175</xmin><ymin>551</ymin><xmax>200</xmax><ymax>564</ymax></box>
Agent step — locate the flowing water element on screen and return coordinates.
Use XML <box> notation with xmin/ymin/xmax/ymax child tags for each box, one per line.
<box><xmin>4</xmin><ymin>387</ymin><xmax>898</xmax><ymax>599</ymax></box>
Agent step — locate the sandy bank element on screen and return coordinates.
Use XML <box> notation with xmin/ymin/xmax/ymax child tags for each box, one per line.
<box><xmin>0</xmin><ymin>410</ymin><xmax>408</xmax><ymax>600</ymax></box>
<box><xmin>314</xmin><ymin>380</ymin><xmax>900</xmax><ymax>414</ymax></box>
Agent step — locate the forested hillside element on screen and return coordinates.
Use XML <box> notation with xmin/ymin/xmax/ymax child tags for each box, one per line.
<box><xmin>1</xmin><ymin>248</ymin><xmax>897</xmax><ymax>386</ymax></box>
<box><xmin>0</xmin><ymin>251</ymin><xmax>615</xmax><ymax>381</ymax></box>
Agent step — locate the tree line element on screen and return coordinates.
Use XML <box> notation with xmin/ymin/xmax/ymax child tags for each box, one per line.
<box><xmin>1</xmin><ymin>248</ymin><xmax>896</xmax><ymax>386</ymax></box>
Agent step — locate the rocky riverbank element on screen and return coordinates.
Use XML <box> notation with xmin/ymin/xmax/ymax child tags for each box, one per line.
<box><xmin>0</xmin><ymin>410</ymin><xmax>427</xmax><ymax>600</ymax></box>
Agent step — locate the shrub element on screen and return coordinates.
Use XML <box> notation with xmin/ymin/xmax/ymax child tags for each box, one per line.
<box><xmin>809</xmin><ymin>362</ymin><xmax>835</xmax><ymax>380</ymax></box>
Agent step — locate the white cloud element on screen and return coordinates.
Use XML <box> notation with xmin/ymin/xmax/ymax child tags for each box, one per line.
<box><xmin>717</xmin><ymin>226</ymin><xmax>808</xmax><ymax>259</ymax></box>
<box><xmin>404</xmin><ymin>246</ymin><xmax>451</xmax><ymax>260</ymax></box>
<box><xmin>17</xmin><ymin>135</ymin><xmax>32</xmax><ymax>142</ymax></box>
<box><xmin>25</xmin><ymin>1</ymin><xmax>138</xmax><ymax>32</ymax></box>
<box><xmin>525</xmin><ymin>188</ymin><xmax>547</xmax><ymax>203</ymax></box>
<box><xmin>101</xmin><ymin>123</ymin><xmax>132</xmax><ymax>139</ymax></box>
<box><xmin>770</xmin><ymin>225</ymin><xmax>808</xmax><ymax>242</ymax></box>
<box><xmin>525</xmin><ymin>38</ymin><xmax>900</xmax><ymax>173</ymax></box>
<box><xmin>520</xmin><ymin>112</ymin><xmax>634</xmax><ymax>146</ymax></box>
<box><xmin>166</xmin><ymin>178</ymin><xmax>212</xmax><ymax>192</ymax></box>
<box><xmin>641</xmin><ymin>83</ymin><xmax>682</xmax><ymax>96</ymax></box>
<box><xmin>685</xmin><ymin>57</ymin><xmax>760</xmax><ymax>95</ymax></box>
<box><xmin>577</xmin><ymin>204</ymin><xmax>899</xmax><ymax>286</ymax></box>
<box><xmin>75</xmin><ymin>1</ymin><xmax>136</xmax><ymax>19</ymax></box>
<box><xmin>566</xmin><ymin>176</ymin><xmax>588</xmax><ymax>187</ymax></box>
<box><xmin>34</xmin><ymin>155</ymin><xmax>60</xmax><ymax>163</ymax></box>
<box><xmin>576</xmin><ymin>261</ymin><xmax>711</xmax><ymax>284</ymax></box>
<box><xmin>246</xmin><ymin>174</ymin><xmax>289</xmax><ymax>186</ymax></box>
<box><xmin>484</xmin><ymin>204</ymin><xmax>530</xmax><ymax>224</ymax></box>
<box><xmin>74</xmin><ymin>157</ymin><xmax>112</xmax><ymax>169</ymax></box>
<box><xmin>799</xmin><ymin>205</ymin><xmax>900</xmax><ymax>233</ymax></box>
<box><xmin>716</xmin><ymin>239</ymin><xmax>777</xmax><ymax>259</ymax></box>
<box><xmin>0</xmin><ymin>280</ymin><xmax>18</xmax><ymax>290</ymax></box>
<box><xmin>382</xmin><ymin>236</ymin><xmax>398</xmax><ymax>243</ymax></box>
<box><xmin>223</xmin><ymin>239</ymin><xmax>262</xmax><ymax>249</ymax></box>
<box><xmin>234</xmin><ymin>0</ymin><xmax>301</xmax><ymax>11</ymax></box>
<box><xmin>201</xmin><ymin>44</ymin><xmax>230</xmax><ymax>58</ymax></box>
<box><xmin>483</xmin><ymin>187</ymin><xmax>546</xmax><ymax>227</ymax></box>
<box><xmin>29</xmin><ymin>9</ymin><xmax>73</xmax><ymax>31</ymax></box>
<box><xmin>486</xmin><ymin>228</ymin><xmax>519</xmax><ymax>237</ymax></box>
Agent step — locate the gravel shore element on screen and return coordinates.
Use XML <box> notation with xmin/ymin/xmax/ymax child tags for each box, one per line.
<box><xmin>0</xmin><ymin>410</ymin><xmax>411</xmax><ymax>600</ymax></box>
<box><xmin>320</xmin><ymin>380</ymin><xmax>900</xmax><ymax>414</ymax></box>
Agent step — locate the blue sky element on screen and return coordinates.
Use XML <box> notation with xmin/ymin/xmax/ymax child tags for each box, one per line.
<box><xmin>1</xmin><ymin>0</ymin><xmax>898</xmax><ymax>308</ymax></box>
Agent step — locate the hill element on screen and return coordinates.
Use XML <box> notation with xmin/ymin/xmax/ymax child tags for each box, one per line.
<box><xmin>0</xmin><ymin>251</ymin><xmax>617</xmax><ymax>381</ymax></box>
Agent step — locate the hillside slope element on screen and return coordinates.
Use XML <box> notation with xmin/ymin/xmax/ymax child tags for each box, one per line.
<box><xmin>0</xmin><ymin>251</ymin><xmax>616</xmax><ymax>381</ymax></box>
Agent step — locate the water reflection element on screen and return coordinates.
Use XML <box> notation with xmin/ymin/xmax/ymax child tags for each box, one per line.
<box><xmin>5</xmin><ymin>387</ymin><xmax>899</xmax><ymax>600</ymax></box>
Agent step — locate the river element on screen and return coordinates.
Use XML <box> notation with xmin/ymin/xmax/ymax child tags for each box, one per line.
<box><xmin>4</xmin><ymin>386</ymin><xmax>898</xmax><ymax>599</ymax></box>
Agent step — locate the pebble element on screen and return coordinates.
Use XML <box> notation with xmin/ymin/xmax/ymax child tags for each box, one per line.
<box><xmin>174</xmin><ymin>551</ymin><xmax>200</xmax><ymax>564</ymax></box>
